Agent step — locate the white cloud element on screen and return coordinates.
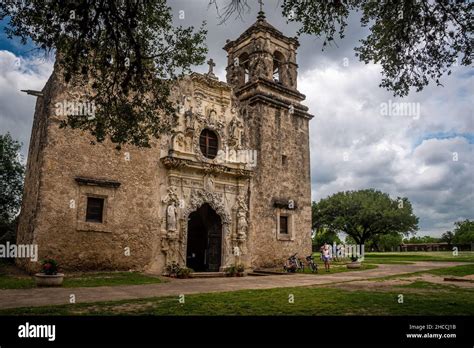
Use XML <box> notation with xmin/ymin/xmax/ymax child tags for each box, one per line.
<box><xmin>300</xmin><ymin>60</ymin><xmax>474</xmax><ymax>237</ymax></box>
<box><xmin>0</xmin><ymin>50</ymin><xmax>54</xmax><ymax>154</ymax></box>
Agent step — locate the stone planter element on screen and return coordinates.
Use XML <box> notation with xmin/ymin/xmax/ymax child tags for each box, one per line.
<box><xmin>34</xmin><ymin>273</ymin><xmax>64</xmax><ymax>287</ymax></box>
<box><xmin>346</xmin><ymin>261</ymin><xmax>361</xmax><ymax>269</ymax></box>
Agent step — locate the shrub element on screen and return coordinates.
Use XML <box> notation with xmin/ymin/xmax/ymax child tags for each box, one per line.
<box><xmin>176</xmin><ymin>267</ymin><xmax>193</xmax><ymax>279</ymax></box>
<box><xmin>225</xmin><ymin>265</ymin><xmax>237</xmax><ymax>276</ymax></box>
<box><xmin>41</xmin><ymin>259</ymin><xmax>59</xmax><ymax>275</ymax></box>
<box><xmin>165</xmin><ymin>262</ymin><xmax>180</xmax><ymax>277</ymax></box>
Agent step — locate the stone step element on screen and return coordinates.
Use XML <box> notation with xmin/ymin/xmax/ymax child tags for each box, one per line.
<box><xmin>247</xmin><ymin>272</ymin><xmax>269</xmax><ymax>276</ymax></box>
<box><xmin>189</xmin><ymin>272</ymin><xmax>226</xmax><ymax>278</ymax></box>
<box><xmin>252</xmin><ymin>269</ymin><xmax>289</xmax><ymax>276</ymax></box>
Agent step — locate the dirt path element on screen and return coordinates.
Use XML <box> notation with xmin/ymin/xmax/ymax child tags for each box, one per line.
<box><xmin>0</xmin><ymin>261</ymin><xmax>468</xmax><ymax>310</ymax></box>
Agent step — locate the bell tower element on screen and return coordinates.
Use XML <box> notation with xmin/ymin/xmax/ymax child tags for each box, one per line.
<box><xmin>224</xmin><ymin>8</ymin><xmax>313</xmax><ymax>267</ymax></box>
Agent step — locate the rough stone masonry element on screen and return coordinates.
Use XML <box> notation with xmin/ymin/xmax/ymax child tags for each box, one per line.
<box><xmin>16</xmin><ymin>11</ymin><xmax>313</xmax><ymax>274</ymax></box>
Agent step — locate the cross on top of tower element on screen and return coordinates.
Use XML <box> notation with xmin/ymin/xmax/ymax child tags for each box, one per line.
<box><xmin>257</xmin><ymin>0</ymin><xmax>266</xmax><ymax>20</ymax></box>
<box><xmin>206</xmin><ymin>58</ymin><xmax>218</xmax><ymax>80</ymax></box>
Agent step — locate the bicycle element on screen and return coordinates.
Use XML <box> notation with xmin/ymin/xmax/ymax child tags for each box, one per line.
<box><xmin>305</xmin><ymin>255</ymin><xmax>318</xmax><ymax>273</ymax></box>
<box><xmin>284</xmin><ymin>253</ymin><xmax>305</xmax><ymax>273</ymax></box>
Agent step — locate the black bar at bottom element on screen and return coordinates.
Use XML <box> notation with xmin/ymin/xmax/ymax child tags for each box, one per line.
<box><xmin>0</xmin><ymin>316</ymin><xmax>472</xmax><ymax>346</ymax></box>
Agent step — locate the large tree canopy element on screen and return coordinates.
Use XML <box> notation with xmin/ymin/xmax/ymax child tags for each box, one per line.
<box><xmin>451</xmin><ymin>219</ymin><xmax>474</xmax><ymax>244</ymax></box>
<box><xmin>312</xmin><ymin>189</ymin><xmax>419</xmax><ymax>245</ymax></box>
<box><xmin>0</xmin><ymin>0</ymin><xmax>207</xmax><ymax>148</ymax></box>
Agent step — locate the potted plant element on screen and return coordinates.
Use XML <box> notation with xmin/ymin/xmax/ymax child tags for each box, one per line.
<box><xmin>236</xmin><ymin>264</ymin><xmax>245</xmax><ymax>277</ymax></box>
<box><xmin>347</xmin><ymin>255</ymin><xmax>361</xmax><ymax>269</ymax></box>
<box><xmin>34</xmin><ymin>259</ymin><xmax>64</xmax><ymax>286</ymax></box>
<box><xmin>176</xmin><ymin>267</ymin><xmax>193</xmax><ymax>279</ymax></box>
<box><xmin>225</xmin><ymin>265</ymin><xmax>236</xmax><ymax>277</ymax></box>
<box><xmin>165</xmin><ymin>262</ymin><xmax>181</xmax><ymax>278</ymax></box>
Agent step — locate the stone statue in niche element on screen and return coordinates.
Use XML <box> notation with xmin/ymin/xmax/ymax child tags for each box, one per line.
<box><xmin>208</xmin><ymin>109</ymin><xmax>218</xmax><ymax>124</ymax></box>
<box><xmin>228</xmin><ymin>116</ymin><xmax>243</xmax><ymax>147</ymax></box>
<box><xmin>204</xmin><ymin>174</ymin><xmax>215</xmax><ymax>191</ymax></box>
<box><xmin>166</xmin><ymin>202</ymin><xmax>178</xmax><ymax>232</ymax></box>
<box><xmin>195</xmin><ymin>97</ymin><xmax>204</xmax><ymax>117</ymax></box>
<box><xmin>235</xmin><ymin>195</ymin><xmax>248</xmax><ymax>240</ymax></box>
<box><xmin>184</xmin><ymin>107</ymin><xmax>194</xmax><ymax>130</ymax></box>
<box><xmin>162</xmin><ymin>186</ymin><xmax>180</xmax><ymax>233</ymax></box>
<box><xmin>184</xmin><ymin>135</ymin><xmax>193</xmax><ymax>152</ymax></box>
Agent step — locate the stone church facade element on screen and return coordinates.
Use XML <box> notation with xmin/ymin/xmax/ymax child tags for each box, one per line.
<box><xmin>17</xmin><ymin>12</ymin><xmax>313</xmax><ymax>274</ymax></box>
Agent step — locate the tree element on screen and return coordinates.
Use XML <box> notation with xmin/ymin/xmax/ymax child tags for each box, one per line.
<box><xmin>452</xmin><ymin>219</ymin><xmax>474</xmax><ymax>244</ymax></box>
<box><xmin>0</xmin><ymin>133</ymin><xmax>25</xmax><ymax>244</ymax></box>
<box><xmin>312</xmin><ymin>226</ymin><xmax>341</xmax><ymax>248</ymax></box>
<box><xmin>312</xmin><ymin>189</ymin><xmax>419</xmax><ymax>245</ymax></box>
<box><xmin>367</xmin><ymin>233</ymin><xmax>403</xmax><ymax>252</ymax></box>
<box><xmin>0</xmin><ymin>0</ymin><xmax>207</xmax><ymax>148</ymax></box>
<box><xmin>213</xmin><ymin>0</ymin><xmax>472</xmax><ymax>97</ymax></box>
<box><xmin>440</xmin><ymin>230</ymin><xmax>454</xmax><ymax>244</ymax></box>
<box><xmin>2</xmin><ymin>1</ymin><xmax>471</xmax><ymax>146</ymax></box>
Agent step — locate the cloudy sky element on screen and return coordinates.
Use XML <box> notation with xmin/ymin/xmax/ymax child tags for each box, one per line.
<box><xmin>0</xmin><ymin>1</ymin><xmax>472</xmax><ymax>237</ymax></box>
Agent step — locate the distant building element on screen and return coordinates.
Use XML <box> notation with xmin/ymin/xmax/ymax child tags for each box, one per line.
<box><xmin>400</xmin><ymin>243</ymin><xmax>472</xmax><ymax>252</ymax></box>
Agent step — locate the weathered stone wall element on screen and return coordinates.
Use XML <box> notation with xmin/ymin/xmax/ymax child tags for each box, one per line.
<box><xmin>15</xmin><ymin>72</ymin><xmax>58</xmax><ymax>273</ymax></box>
<box><xmin>17</xmin><ymin>69</ymin><xmax>255</xmax><ymax>273</ymax></box>
<box><xmin>246</xmin><ymin>103</ymin><xmax>312</xmax><ymax>268</ymax></box>
<box><xmin>17</xmin><ymin>66</ymin><xmax>164</xmax><ymax>272</ymax></box>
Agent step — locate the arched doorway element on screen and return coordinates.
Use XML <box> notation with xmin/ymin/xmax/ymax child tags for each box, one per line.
<box><xmin>186</xmin><ymin>203</ymin><xmax>222</xmax><ymax>272</ymax></box>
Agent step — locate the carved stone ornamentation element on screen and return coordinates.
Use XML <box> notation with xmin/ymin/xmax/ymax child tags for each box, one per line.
<box><xmin>235</xmin><ymin>194</ymin><xmax>248</xmax><ymax>241</ymax></box>
<box><xmin>184</xmin><ymin>107</ymin><xmax>194</xmax><ymax>131</ymax></box>
<box><xmin>182</xmin><ymin>189</ymin><xmax>233</xmax><ymax>267</ymax></box>
<box><xmin>161</xmin><ymin>186</ymin><xmax>182</xmax><ymax>269</ymax></box>
<box><xmin>228</xmin><ymin>115</ymin><xmax>243</xmax><ymax>147</ymax></box>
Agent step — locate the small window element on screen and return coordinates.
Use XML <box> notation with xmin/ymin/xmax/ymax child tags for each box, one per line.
<box><xmin>279</xmin><ymin>216</ymin><xmax>288</xmax><ymax>234</ymax></box>
<box><xmin>199</xmin><ymin>129</ymin><xmax>218</xmax><ymax>159</ymax></box>
<box><xmin>86</xmin><ymin>197</ymin><xmax>104</xmax><ymax>223</ymax></box>
<box><xmin>282</xmin><ymin>155</ymin><xmax>287</xmax><ymax>166</ymax></box>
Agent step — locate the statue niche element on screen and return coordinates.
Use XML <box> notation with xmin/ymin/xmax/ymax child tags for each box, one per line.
<box><xmin>235</xmin><ymin>195</ymin><xmax>248</xmax><ymax>241</ymax></box>
<box><xmin>228</xmin><ymin>115</ymin><xmax>243</xmax><ymax>147</ymax></box>
<box><xmin>161</xmin><ymin>186</ymin><xmax>182</xmax><ymax>269</ymax></box>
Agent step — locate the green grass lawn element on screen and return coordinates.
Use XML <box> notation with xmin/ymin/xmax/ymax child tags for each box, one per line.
<box><xmin>363</xmin><ymin>251</ymin><xmax>474</xmax><ymax>264</ymax></box>
<box><xmin>425</xmin><ymin>264</ymin><xmax>474</xmax><ymax>277</ymax></box>
<box><xmin>0</xmin><ymin>269</ymin><xmax>163</xmax><ymax>289</ymax></box>
<box><xmin>371</xmin><ymin>263</ymin><xmax>474</xmax><ymax>281</ymax></box>
<box><xmin>1</xmin><ymin>283</ymin><xmax>472</xmax><ymax>316</ymax></box>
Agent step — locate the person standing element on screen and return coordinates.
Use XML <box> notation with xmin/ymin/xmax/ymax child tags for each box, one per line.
<box><xmin>320</xmin><ymin>243</ymin><xmax>332</xmax><ymax>272</ymax></box>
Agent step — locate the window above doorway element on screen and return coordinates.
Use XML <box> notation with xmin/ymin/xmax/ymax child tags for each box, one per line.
<box><xmin>199</xmin><ymin>129</ymin><xmax>219</xmax><ymax>159</ymax></box>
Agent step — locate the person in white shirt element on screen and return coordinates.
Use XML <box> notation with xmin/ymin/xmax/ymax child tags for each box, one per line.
<box><xmin>320</xmin><ymin>243</ymin><xmax>332</xmax><ymax>272</ymax></box>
